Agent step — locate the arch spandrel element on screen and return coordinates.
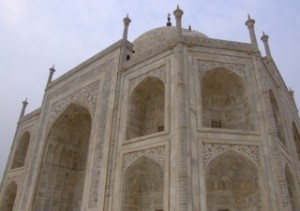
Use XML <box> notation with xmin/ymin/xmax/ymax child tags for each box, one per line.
<box><xmin>203</xmin><ymin>143</ymin><xmax>260</xmax><ymax>170</ymax></box>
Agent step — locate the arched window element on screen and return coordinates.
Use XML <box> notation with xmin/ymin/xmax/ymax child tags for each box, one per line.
<box><xmin>122</xmin><ymin>156</ymin><xmax>164</xmax><ymax>211</ymax></box>
<box><xmin>292</xmin><ymin>122</ymin><xmax>300</xmax><ymax>161</ymax></box>
<box><xmin>11</xmin><ymin>132</ymin><xmax>30</xmax><ymax>169</ymax></box>
<box><xmin>0</xmin><ymin>181</ymin><xmax>17</xmax><ymax>211</ymax></box>
<box><xmin>127</xmin><ymin>77</ymin><xmax>165</xmax><ymax>139</ymax></box>
<box><xmin>201</xmin><ymin>68</ymin><xmax>252</xmax><ymax>130</ymax></box>
<box><xmin>33</xmin><ymin>104</ymin><xmax>91</xmax><ymax>210</ymax></box>
<box><xmin>206</xmin><ymin>151</ymin><xmax>261</xmax><ymax>211</ymax></box>
<box><xmin>285</xmin><ymin>165</ymin><xmax>297</xmax><ymax>210</ymax></box>
<box><xmin>269</xmin><ymin>90</ymin><xmax>285</xmax><ymax>144</ymax></box>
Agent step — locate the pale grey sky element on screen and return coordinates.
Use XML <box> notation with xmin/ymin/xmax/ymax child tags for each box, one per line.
<box><xmin>0</xmin><ymin>0</ymin><xmax>300</xmax><ymax>180</ymax></box>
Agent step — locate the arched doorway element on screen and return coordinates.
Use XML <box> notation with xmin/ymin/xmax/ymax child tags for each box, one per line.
<box><xmin>285</xmin><ymin>165</ymin><xmax>297</xmax><ymax>211</ymax></box>
<box><xmin>206</xmin><ymin>151</ymin><xmax>261</xmax><ymax>211</ymax></box>
<box><xmin>127</xmin><ymin>77</ymin><xmax>165</xmax><ymax>139</ymax></box>
<box><xmin>0</xmin><ymin>181</ymin><xmax>17</xmax><ymax>211</ymax></box>
<box><xmin>201</xmin><ymin>68</ymin><xmax>252</xmax><ymax>130</ymax></box>
<box><xmin>33</xmin><ymin>104</ymin><xmax>91</xmax><ymax>210</ymax></box>
<box><xmin>122</xmin><ymin>156</ymin><xmax>164</xmax><ymax>211</ymax></box>
<box><xmin>11</xmin><ymin>132</ymin><xmax>30</xmax><ymax>169</ymax></box>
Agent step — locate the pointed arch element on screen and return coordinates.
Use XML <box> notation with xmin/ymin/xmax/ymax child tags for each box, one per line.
<box><xmin>269</xmin><ymin>90</ymin><xmax>285</xmax><ymax>143</ymax></box>
<box><xmin>11</xmin><ymin>131</ymin><xmax>30</xmax><ymax>169</ymax></box>
<box><xmin>285</xmin><ymin>165</ymin><xmax>298</xmax><ymax>210</ymax></box>
<box><xmin>201</xmin><ymin>68</ymin><xmax>253</xmax><ymax>130</ymax></box>
<box><xmin>0</xmin><ymin>181</ymin><xmax>17</xmax><ymax>211</ymax></box>
<box><xmin>121</xmin><ymin>156</ymin><xmax>164</xmax><ymax>211</ymax></box>
<box><xmin>33</xmin><ymin>103</ymin><xmax>92</xmax><ymax>210</ymax></box>
<box><xmin>127</xmin><ymin>77</ymin><xmax>165</xmax><ymax>139</ymax></box>
<box><xmin>292</xmin><ymin>122</ymin><xmax>300</xmax><ymax>161</ymax></box>
<box><xmin>206</xmin><ymin>150</ymin><xmax>261</xmax><ymax>211</ymax></box>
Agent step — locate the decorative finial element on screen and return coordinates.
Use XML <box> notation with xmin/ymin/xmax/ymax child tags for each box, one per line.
<box><xmin>19</xmin><ymin>97</ymin><xmax>28</xmax><ymax>119</ymax></box>
<box><xmin>188</xmin><ymin>24</ymin><xmax>192</xmax><ymax>31</ymax></box>
<box><xmin>248</xmin><ymin>14</ymin><xmax>251</xmax><ymax>20</ymax></box>
<box><xmin>263</xmin><ymin>31</ymin><xmax>265</xmax><ymax>36</ymax></box>
<box><xmin>177</xmin><ymin>4</ymin><xmax>180</xmax><ymax>9</ymax></box>
<box><xmin>49</xmin><ymin>64</ymin><xmax>55</xmax><ymax>72</ymax></box>
<box><xmin>166</xmin><ymin>13</ymin><xmax>172</xmax><ymax>26</ymax></box>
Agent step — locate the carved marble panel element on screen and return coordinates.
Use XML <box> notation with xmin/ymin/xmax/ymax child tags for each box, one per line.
<box><xmin>122</xmin><ymin>145</ymin><xmax>166</xmax><ymax>175</ymax></box>
<box><xmin>202</xmin><ymin>142</ymin><xmax>260</xmax><ymax>168</ymax></box>
<box><xmin>48</xmin><ymin>81</ymin><xmax>99</xmax><ymax>126</ymax></box>
<box><xmin>198</xmin><ymin>60</ymin><xmax>246</xmax><ymax>79</ymax></box>
<box><xmin>128</xmin><ymin>65</ymin><xmax>166</xmax><ymax>94</ymax></box>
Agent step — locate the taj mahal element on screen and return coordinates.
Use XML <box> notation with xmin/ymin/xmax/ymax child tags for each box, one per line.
<box><xmin>0</xmin><ymin>6</ymin><xmax>300</xmax><ymax>211</ymax></box>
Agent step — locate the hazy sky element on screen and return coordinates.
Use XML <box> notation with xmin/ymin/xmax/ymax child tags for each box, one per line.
<box><xmin>0</xmin><ymin>0</ymin><xmax>300</xmax><ymax>180</ymax></box>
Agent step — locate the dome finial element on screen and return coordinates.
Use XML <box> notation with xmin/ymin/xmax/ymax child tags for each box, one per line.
<box><xmin>188</xmin><ymin>24</ymin><xmax>192</xmax><ymax>31</ymax></box>
<box><xmin>166</xmin><ymin>13</ymin><xmax>172</xmax><ymax>26</ymax></box>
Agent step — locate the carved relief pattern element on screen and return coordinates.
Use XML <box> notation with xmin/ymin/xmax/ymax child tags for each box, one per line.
<box><xmin>88</xmin><ymin>67</ymin><xmax>113</xmax><ymax>208</ymax></box>
<box><xmin>48</xmin><ymin>81</ymin><xmax>99</xmax><ymax>125</ymax></box>
<box><xmin>182</xmin><ymin>35</ymin><xmax>255</xmax><ymax>52</ymax></box>
<box><xmin>198</xmin><ymin>60</ymin><xmax>246</xmax><ymax>79</ymax></box>
<box><xmin>122</xmin><ymin>145</ymin><xmax>166</xmax><ymax>174</ymax></box>
<box><xmin>128</xmin><ymin>65</ymin><xmax>166</xmax><ymax>94</ymax></box>
<box><xmin>202</xmin><ymin>143</ymin><xmax>260</xmax><ymax>168</ymax></box>
<box><xmin>123</xmin><ymin>40</ymin><xmax>177</xmax><ymax>69</ymax></box>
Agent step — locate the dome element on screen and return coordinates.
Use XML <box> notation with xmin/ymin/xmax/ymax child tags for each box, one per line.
<box><xmin>132</xmin><ymin>26</ymin><xmax>208</xmax><ymax>54</ymax></box>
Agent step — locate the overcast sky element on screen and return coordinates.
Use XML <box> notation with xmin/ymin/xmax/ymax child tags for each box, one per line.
<box><xmin>0</xmin><ymin>0</ymin><xmax>299</xmax><ymax>181</ymax></box>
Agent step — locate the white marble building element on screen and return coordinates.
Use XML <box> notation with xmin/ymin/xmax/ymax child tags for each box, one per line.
<box><xmin>1</xmin><ymin>6</ymin><xmax>300</xmax><ymax>211</ymax></box>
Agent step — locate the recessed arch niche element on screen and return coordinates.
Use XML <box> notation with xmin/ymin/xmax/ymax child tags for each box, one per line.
<box><xmin>127</xmin><ymin>77</ymin><xmax>165</xmax><ymax>139</ymax></box>
<box><xmin>201</xmin><ymin>68</ymin><xmax>253</xmax><ymax>130</ymax></box>
<box><xmin>121</xmin><ymin>156</ymin><xmax>164</xmax><ymax>211</ymax></box>
<box><xmin>0</xmin><ymin>181</ymin><xmax>17</xmax><ymax>211</ymax></box>
<box><xmin>11</xmin><ymin>131</ymin><xmax>30</xmax><ymax>169</ymax></box>
<box><xmin>33</xmin><ymin>104</ymin><xmax>91</xmax><ymax>210</ymax></box>
<box><xmin>285</xmin><ymin>165</ymin><xmax>298</xmax><ymax>211</ymax></box>
<box><xmin>206</xmin><ymin>151</ymin><xmax>261</xmax><ymax>211</ymax></box>
<box><xmin>269</xmin><ymin>90</ymin><xmax>285</xmax><ymax>143</ymax></box>
<box><xmin>292</xmin><ymin>122</ymin><xmax>300</xmax><ymax>161</ymax></box>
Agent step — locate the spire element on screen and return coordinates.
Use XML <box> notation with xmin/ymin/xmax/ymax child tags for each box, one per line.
<box><xmin>123</xmin><ymin>14</ymin><xmax>131</xmax><ymax>41</ymax></box>
<box><xmin>188</xmin><ymin>24</ymin><xmax>192</xmax><ymax>31</ymax></box>
<box><xmin>173</xmin><ymin>5</ymin><xmax>184</xmax><ymax>36</ymax></box>
<box><xmin>47</xmin><ymin>65</ymin><xmax>56</xmax><ymax>87</ymax></box>
<box><xmin>19</xmin><ymin>98</ymin><xmax>28</xmax><ymax>120</ymax></box>
<box><xmin>166</xmin><ymin>13</ymin><xmax>172</xmax><ymax>26</ymax></box>
<box><xmin>245</xmin><ymin>14</ymin><xmax>258</xmax><ymax>47</ymax></box>
<box><xmin>261</xmin><ymin>31</ymin><xmax>272</xmax><ymax>57</ymax></box>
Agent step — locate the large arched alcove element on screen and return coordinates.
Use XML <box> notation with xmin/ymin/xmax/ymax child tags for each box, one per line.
<box><xmin>127</xmin><ymin>77</ymin><xmax>165</xmax><ymax>139</ymax></box>
<box><xmin>11</xmin><ymin>131</ymin><xmax>30</xmax><ymax>169</ymax></box>
<box><xmin>292</xmin><ymin>122</ymin><xmax>300</xmax><ymax>161</ymax></box>
<box><xmin>285</xmin><ymin>165</ymin><xmax>298</xmax><ymax>211</ymax></box>
<box><xmin>269</xmin><ymin>90</ymin><xmax>285</xmax><ymax>143</ymax></box>
<box><xmin>206</xmin><ymin>151</ymin><xmax>261</xmax><ymax>211</ymax></box>
<box><xmin>121</xmin><ymin>156</ymin><xmax>164</xmax><ymax>211</ymax></box>
<box><xmin>201</xmin><ymin>68</ymin><xmax>253</xmax><ymax>130</ymax></box>
<box><xmin>0</xmin><ymin>181</ymin><xmax>17</xmax><ymax>211</ymax></box>
<box><xmin>33</xmin><ymin>104</ymin><xmax>91</xmax><ymax>211</ymax></box>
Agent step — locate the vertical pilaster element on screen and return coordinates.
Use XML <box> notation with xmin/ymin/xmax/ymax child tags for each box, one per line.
<box><xmin>173</xmin><ymin>6</ymin><xmax>190</xmax><ymax>211</ymax></box>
